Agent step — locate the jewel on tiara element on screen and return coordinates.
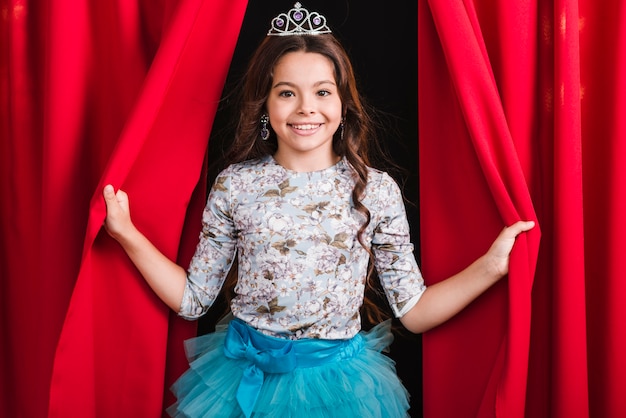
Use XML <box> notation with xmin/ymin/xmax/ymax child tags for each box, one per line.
<box><xmin>267</xmin><ymin>2</ymin><xmax>332</xmax><ymax>36</ymax></box>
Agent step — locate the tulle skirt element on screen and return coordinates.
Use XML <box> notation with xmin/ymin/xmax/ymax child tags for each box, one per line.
<box><xmin>167</xmin><ymin>316</ymin><xmax>410</xmax><ymax>418</ymax></box>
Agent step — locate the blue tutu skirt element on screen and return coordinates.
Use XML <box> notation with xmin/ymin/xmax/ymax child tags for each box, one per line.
<box><xmin>166</xmin><ymin>316</ymin><xmax>410</xmax><ymax>418</ymax></box>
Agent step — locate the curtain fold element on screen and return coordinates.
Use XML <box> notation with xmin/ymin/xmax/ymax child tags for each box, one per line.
<box><xmin>538</xmin><ymin>2</ymin><xmax>589</xmax><ymax>417</ymax></box>
<box><xmin>578</xmin><ymin>1</ymin><xmax>626</xmax><ymax>416</ymax></box>
<box><xmin>419</xmin><ymin>0</ymin><xmax>625</xmax><ymax>417</ymax></box>
<box><xmin>418</xmin><ymin>1</ymin><xmax>540</xmax><ymax>416</ymax></box>
<box><xmin>0</xmin><ymin>0</ymin><xmax>247</xmax><ymax>417</ymax></box>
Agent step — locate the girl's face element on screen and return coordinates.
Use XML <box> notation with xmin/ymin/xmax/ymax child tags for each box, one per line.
<box><xmin>266</xmin><ymin>51</ymin><xmax>343</xmax><ymax>171</ymax></box>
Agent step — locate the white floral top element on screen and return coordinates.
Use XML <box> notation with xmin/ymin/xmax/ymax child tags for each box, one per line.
<box><xmin>179</xmin><ymin>155</ymin><xmax>426</xmax><ymax>339</ymax></box>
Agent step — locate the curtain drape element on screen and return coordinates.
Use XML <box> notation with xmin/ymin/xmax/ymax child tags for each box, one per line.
<box><xmin>0</xmin><ymin>0</ymin><xmax>247</xmax><ymax>417</ymax></box>
<box><xmin>418</xmin><ymin>0</ymin><xmax>626</xmax><ymax>417</ymax></box>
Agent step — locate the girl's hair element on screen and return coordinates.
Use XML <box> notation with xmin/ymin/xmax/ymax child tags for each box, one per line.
<box><xmin>222</xmin><ymin>33</ymin><xmax>393</xmax><ymax>326</ymax></box>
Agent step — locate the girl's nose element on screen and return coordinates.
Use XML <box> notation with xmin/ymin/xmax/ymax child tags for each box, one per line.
<box><xmin>297</xmin><ymin>95</ymin><xmax>316</xmax><ymax>115</ymax></box>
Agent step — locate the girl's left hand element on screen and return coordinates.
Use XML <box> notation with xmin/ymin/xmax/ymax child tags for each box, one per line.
<box><xmin>487</xmin><ymin>220</ymin><xmax>536</xmax><ymax>277</ymax></box>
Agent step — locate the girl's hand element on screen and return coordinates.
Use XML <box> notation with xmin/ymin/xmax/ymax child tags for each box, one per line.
<box><xmin>102</xmin><ymin>184</ymin><xmax>134</xmax><ymax>241</ymax></box>
<box><xmin>486</xmin><ymin>220</ymin><xmax>536</xmax><ymax>277</ymax></box>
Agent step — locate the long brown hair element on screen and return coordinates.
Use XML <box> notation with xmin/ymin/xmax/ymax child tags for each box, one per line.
<box><xmin>222</xmin><ymin>33</ymin><xmax>393</xmax><ymax>326</ymax></box>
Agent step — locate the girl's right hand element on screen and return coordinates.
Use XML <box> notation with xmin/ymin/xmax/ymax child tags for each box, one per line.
<box><xmin>102</xmin><ymin>184</ymin><xmax>134</xmax><ymax>241</ymax></box>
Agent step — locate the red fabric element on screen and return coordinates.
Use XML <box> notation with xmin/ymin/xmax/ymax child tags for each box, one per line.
<box><xmin>0</xmin><ymin>0</ymin><xmax>247</xmax><ymax>417</ymax></box>
<box><xmin>419</xmin><ymin>0</ymin><xmax>626</xmax><ymax>417</ymax></box>
<box><xmin>579</xmin><ymin>1</ymin><xmax>626</xmax><ymax>416</ymax></box>
<box><xmin>418</xmin><ymin>1</ymin><xmax>540</xmax><ymax>416</ymax></box>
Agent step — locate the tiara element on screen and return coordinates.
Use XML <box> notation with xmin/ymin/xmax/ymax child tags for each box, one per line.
<box><xmin>267</xmin><ymin>2</ymin><xmax>332</xmax><ymax>36</ymax></box>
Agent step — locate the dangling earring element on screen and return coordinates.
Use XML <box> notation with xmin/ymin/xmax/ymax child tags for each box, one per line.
<box><xmin>260</xmin><ymin>114</ymin><xmax>270</xmax><ymax>141</ymax></box>
<box><xmin>339</xmin><ymin>118</ymin><xmax>345</xmax><ymax>141</ymax></box>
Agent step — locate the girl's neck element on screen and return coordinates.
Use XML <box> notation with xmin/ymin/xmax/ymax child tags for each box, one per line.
<box><xmin>272</xmin><ymin>151</ymin><xmax>340</xmax><ymax>173</ymax></box>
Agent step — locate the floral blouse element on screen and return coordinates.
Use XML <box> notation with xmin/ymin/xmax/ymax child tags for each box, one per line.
<box><xmin>179</xmin><ymin>155</ymin><xmax>426</xmax><ymax>340</ymax></box>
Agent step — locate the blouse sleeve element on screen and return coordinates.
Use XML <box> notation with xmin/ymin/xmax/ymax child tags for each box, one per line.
<box><xmin>370</xmin><ymin>172</ymin><xmax>427</xmax><ymax>318</ymax></box>
<box><xmin>178</xmin><ymin>171</ymin><xmax>238</xmax><ymax>319</ymax></box>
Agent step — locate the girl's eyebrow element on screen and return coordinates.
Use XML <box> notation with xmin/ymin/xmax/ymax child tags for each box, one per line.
<box><xmin>272</xmin><ymin>80</ymin><xmax>336</xmax><ymax>89</ymax></box>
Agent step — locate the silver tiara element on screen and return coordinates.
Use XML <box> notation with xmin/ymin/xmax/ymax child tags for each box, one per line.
<box><xmin>267</xmin><ymin>2</ymin><xmax>332</xmax><ymax>36</ymax></box>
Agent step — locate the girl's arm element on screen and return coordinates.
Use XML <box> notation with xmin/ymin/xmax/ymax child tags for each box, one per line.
<box><xmin>102</xmin><ymin>184</ymin><xmax>187</xmax><ymax>311</ymax></box>
<box><xmin>399</xmin><ymin>220</ymin><xmax>535</xmax><ymax>334</ymax></box>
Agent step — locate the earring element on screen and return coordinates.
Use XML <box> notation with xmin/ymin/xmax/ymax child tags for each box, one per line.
<box><xmin>260</xmin><ymin>114</ymin><xmax>270</xmax><ymax>141</ymax></box>
<box><xmin>340</xmin><ymin>118</ymin><xmax>345</xmax><ymax>141</ymax></box>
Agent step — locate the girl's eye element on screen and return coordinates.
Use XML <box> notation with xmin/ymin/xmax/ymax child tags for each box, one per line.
<box><xmin>279</xmin><ymin>91</ymin><xmax>294</xmax><ymax>97</ymax></box>
<box><xmin>317</xmin><ymin>90</ymin><xmax>331</xmax><ymax>97</ymax></box>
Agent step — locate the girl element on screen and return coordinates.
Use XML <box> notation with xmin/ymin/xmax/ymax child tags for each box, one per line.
<box><xmin>102</xmin><ymin>3</ymin><xmax>534</xmax><ymax>417</ymax></box>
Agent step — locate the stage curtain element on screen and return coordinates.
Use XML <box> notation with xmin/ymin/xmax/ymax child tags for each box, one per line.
<box><xmin>418</xmin><ymin>0</ymin><xmax>625</xmax><ymax>417</ymax></box>
<box><xmin>0</xmin><ymin>0</ymin><xmax>247</xmax><ymax>417</ymax></box>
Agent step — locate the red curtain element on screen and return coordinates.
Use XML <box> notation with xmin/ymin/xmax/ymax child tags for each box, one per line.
<box><xmin>0</xmin><ymin>0</ymin><xmax>247</xmax><ymax>417</ymax></box>
<box><xmin>419</xmin><ymin>0</ymin><xmax>626</xmax><ymax>417</ymax></box>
